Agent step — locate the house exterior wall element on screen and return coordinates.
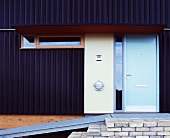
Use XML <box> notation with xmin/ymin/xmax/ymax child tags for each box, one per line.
<box><xmin>0</xmin><ymin>31</ymin><xmax>84</xmax><ymax>115</ymax></box>
<box><xmin>0</xmin><ymin>0</ymin><xmax>169</xmax><ymax>27</ymax></box>
<box><xmin>0</xmin><ymin>0</ymin><xmax>170</xmax><ymax>114</ymax></box>
<box><xmin>159</xmin><ymin>31</ymin><xmax>170</xmax><ymax>112</ymax></box>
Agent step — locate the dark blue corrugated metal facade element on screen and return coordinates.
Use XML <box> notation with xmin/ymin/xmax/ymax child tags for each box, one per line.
<box><xmin>159</xmin><ymin>31</ymin><xmax>170</xmax><ymax>113</ymax></box>
<box><xmin>0</xmin><ymin>31</ymin><xmax>84</xmax><ymax>115</ymax></box>
<box><xmin>0</xmin><ymin>0</ymin><xmax>169</xmax><ymax>27</ymax></box>
<box><xmin>0</xmin><ymin>0</ymin><xmax>170</xmax><ymax>114</ymax></box>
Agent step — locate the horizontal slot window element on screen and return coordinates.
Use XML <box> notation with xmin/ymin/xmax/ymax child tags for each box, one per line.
<box><xmin>38</xmin><ymin>37</ymin><xmax>81</xmax><ymax>46</ymax></box>
<box><xmin>22</xmin><ymin>36</ymin><xmax>35</xmax><ymax>48</ymax></box>
<box><xmin>21</xmin><ymin>35</ymin><xmax>84</xmax><ymax>49</ymax></box>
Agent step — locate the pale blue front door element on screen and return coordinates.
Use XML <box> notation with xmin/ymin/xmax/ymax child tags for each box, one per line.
<box><xmin>124</xmin><ymin>35</ymin><xmax>157</xmax><ymax>112</ymax></box>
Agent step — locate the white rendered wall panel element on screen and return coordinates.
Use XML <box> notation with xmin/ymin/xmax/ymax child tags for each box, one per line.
<box><xmin>84</xmin><ymin>34</ymin><xmax>114</xmax><ymax>113</ymax></box>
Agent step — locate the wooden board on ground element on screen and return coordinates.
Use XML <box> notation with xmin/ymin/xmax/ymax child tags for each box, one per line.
<box><xmin>0</xmin><ymin>115</ymin><xmax>84</xmax><ymax>129</ymax></box>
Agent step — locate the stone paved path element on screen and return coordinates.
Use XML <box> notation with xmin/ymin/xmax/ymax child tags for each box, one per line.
<box><xmin>68</xmin><ymin>118</ymin><xmax>170</xmax><ymax>138</ymax></box>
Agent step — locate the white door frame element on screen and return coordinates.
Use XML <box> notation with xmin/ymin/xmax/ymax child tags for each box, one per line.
<box><xmin>114</xmin><ymin>34</ymin><xmax>159</xmax><ymax>112</ymax></box>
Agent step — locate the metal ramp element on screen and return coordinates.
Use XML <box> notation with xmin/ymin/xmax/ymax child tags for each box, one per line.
<box><xmin>0</xmin><ymin>114</ymin><xmax>111</xmax><ymax>138</ymax></box>
<box><xmin>1</xmin><ymin>113</ymin><xmax>170</xmax><ymax>138</ymax></box>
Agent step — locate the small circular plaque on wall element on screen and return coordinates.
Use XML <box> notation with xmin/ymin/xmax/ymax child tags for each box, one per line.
<box><xmin>93</xmin><ymin>80</ymin><xmax>104</xmax><ymax>91</ymax></box>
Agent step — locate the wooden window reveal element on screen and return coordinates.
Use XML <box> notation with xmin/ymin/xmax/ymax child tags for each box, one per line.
<box><xmin>21</xmin><ymin>35</ymin><xmax>84</xmax><ymax>49</ymax></box>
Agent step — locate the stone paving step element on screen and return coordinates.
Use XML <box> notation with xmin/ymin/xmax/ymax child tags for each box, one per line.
<box><xmin>68</xmin><ymin>118</ymin><xmax>170</xmax><ymax>138</ymax></box>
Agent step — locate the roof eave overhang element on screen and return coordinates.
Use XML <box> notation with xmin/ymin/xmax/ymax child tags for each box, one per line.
<box><xmin>13</xmin><ymin>24</ymin><xmax>165</xmax><ymax>35</ymax></box>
